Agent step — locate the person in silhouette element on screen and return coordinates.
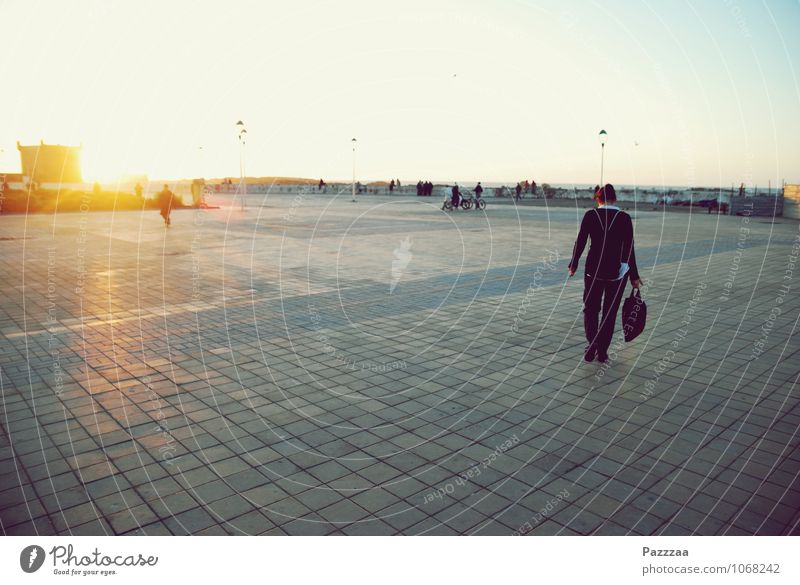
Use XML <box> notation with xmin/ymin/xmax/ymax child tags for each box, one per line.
<box><xmin>451</xmin><ymin>183</ymin><xmax>460</xmax><ymax>210</ymax></box>
<box><xmin>474</xmin><ymin>182</ymin><xmax>484</xmax><ymax>211</ymax></box>
<box><xmin>568</xmin><ymin>184</ymin><xmax>643</xmax><ymax>363</ymax></box>
<box><xmin>515</xmin><ymin>182</ymin><xmax>522</xmax><ymax>200</ymax></box>
<box><xmin>389</xmin><ymin>179</ymin><xmax>395</xmax><ymax>193</ymax></box>
<box><xmin>157</xmin><ymin>184</ymin><xmax>175</xmax><ymax>227</ymax></box>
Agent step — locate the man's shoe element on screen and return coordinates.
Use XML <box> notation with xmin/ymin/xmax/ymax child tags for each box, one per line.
<box><xmin>584</xmin><ymin>346</ymin><xmax>597</xmax><ymax>362</ymax></box>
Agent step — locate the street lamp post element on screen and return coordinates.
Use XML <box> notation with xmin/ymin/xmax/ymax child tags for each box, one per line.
<box><xmin>598</xmin><ymin>129</ymin><xmax>608</xmax><ymax>188</ymax></box>
<box><xmin>351</xmin><ymin>138</ymin><xmax>357</xmax><ymax>202</ymax></box>
<box><xmin>236</xmin><ymin>120</ymin><xmax>247</xmax><ymax>211</ymax></box>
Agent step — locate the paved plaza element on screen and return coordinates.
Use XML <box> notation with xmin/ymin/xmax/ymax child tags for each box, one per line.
<box><xmin>1</xmin><ymin>193</ymin><xmax>799</xmax><ymax>535</ymax></box>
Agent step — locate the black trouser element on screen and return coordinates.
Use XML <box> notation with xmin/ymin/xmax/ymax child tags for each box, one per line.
<box><xmin>583</xmin><ymin>274</ymin><xmax>628</xmax><ymax>354</ymax></box>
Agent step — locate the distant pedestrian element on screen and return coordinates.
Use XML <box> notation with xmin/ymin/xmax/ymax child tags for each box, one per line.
<box><xmin>568</xmin><ymin>184</ymin><xmax>643</xmax><ymax>363</ymax></box>
<box><xmin>417</xmin><ymin>180</ymin><xmax>423</xmax><ymax>197</ymax></box>
<box><xmin>157</xmin><ymin>184</ymin><xmax>175</xmax><ymax>227</ymax></box>
<box><xmin>426</xmin><ymin>181</ymin><xmax>432</xmax><ymax>196</ymax></box>
<box><xmin>451</xmin><ymin>184</ymin><xmax>460</xmax><ymax>209</ymax></box>
<box><xmin>390</xmin><ymin>179</ymin><xmax>395</xmax><ymax>193</ymax></box>
<box><xmin>515</xmin><ymin>182</ymin><xmax>522</xmax><ymax>200</ymax></box>
<box><xmin>474</xmin><ymin>182</ymin><xmax>483</xmax><ymax>211</ymax></box>
<box><xmin>531</xmin><ymin>180</ymin><xmax>537</xmax><ymax>197</ymax></box>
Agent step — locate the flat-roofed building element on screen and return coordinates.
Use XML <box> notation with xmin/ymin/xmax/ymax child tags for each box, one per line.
<box><xmin>17</xmin><ymin>141</ymin><xmax>82</xmax><ymax>185</ymax></box>
<box><xmin>784</xmin><ymin>184</ymin><xmax>800</xmax><ymax>220</ymax></box>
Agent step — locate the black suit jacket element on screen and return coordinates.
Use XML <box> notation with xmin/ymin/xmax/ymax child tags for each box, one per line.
<box><xmin>568</xmin><ymin>207</ymin><xmax>639</xmax><ymax>281</ymax></box>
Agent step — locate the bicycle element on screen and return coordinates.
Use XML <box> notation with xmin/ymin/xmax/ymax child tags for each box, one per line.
<box><xmin>460</xmin><ymin>194</ymin><xmax>486</xmax><ymax>210</ymax></box>
<box><xmin>442</xmin><ymin>190</ymin><xmax>462</xmax><ymax>211</ymax></box>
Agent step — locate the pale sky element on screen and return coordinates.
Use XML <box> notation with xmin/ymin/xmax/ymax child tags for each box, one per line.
<box><xmin>0</xmin><ymin>0</ymin><xmax>798</xmax><ymax>187</ymax></box>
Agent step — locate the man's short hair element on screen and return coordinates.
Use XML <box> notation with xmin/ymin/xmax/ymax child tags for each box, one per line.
<box><xmin>596</xmin><ymin>184</ymin><xmax>617</xmax><ymax>204</ymax></box>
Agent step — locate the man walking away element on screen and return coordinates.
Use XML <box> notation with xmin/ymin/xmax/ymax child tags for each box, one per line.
<box><xmin>474</xmin><ymin>182</ymin><xmax>484</xmax><ymax>211</ymax></box>
<box><xmin>157</xmin><ymin>184</ymin><xmax>175</xmax><ymax>227</ymax></box>
<box><xmin>568</xmin><ymin>184</ymin><xmax>642</xmax><ymax>363</ymax></box>
<box><xmin>515</xmin><ymin>182</ymin><xmax>522</xmax><ymax>200</ymax></box>
<box><xmin>451</xmin><ymin>184</ymin><xmax>460</xmax><ymax>210</ymax></box>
